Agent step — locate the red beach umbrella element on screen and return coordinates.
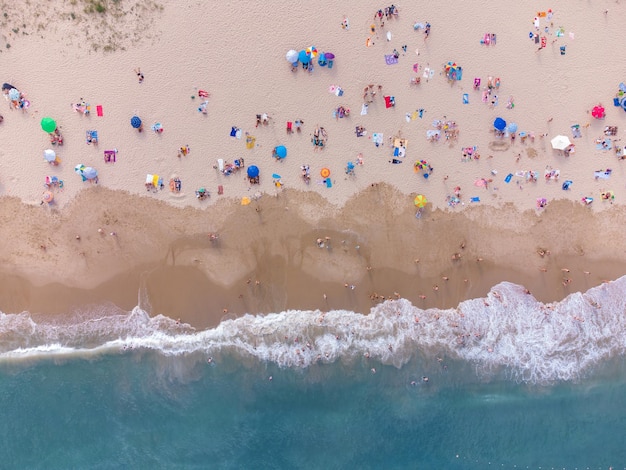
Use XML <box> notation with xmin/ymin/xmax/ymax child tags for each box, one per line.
<box><xmin>591</xmin><ymin>105</ymin><xmax>605</xmax><ymax>119</ymax></box>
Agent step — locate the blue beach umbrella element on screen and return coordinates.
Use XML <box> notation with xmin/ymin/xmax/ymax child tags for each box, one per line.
<box><xmin>247</xmin><ymin>165</ymin><xmax>259</xmax><ymax>178</ymax></box>
<box><xmin>274</xmin><ymin>145</ymin><xmax>287</xmax><ymax>159</ymax></box>
<box><xmin>131</xmin><ymin>115</ymin><xmax>142</xmax><ymax>129</ymax></box>
<box><xmin>272</xmin><ymin>173</ymin><xmax>282</xmax><ymax>180</ymax></box>
<box><xmin>298</xmin><ymin>50</ymin><xmax>310</xmax><ymax>64</ymax></box>
<box><xmin>493</xmin><ymin>117</ymin><xmax>506</xmax><ymax>131</ymax></box>
<box><xmin>507</xmin><ymin>122</ymin><xmax>518</xmax><ymax>133</ymax></box>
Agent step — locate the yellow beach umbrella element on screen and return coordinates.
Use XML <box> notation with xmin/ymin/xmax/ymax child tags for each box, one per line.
<box><xmin>241</xmin><ymin>196</ymin><xmax>251</xmax><ymax>206</ymax></box>
<box><xmin>414</xmin><ymin>194</ymin><xmax>427</xmax><ymax>208</ymax></box>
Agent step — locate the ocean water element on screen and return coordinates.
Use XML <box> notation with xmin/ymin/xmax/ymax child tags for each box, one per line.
<box><xmin>2</xmin><ymin>279</ymin><xmax>626</xmax><ymax>469</ymax></box>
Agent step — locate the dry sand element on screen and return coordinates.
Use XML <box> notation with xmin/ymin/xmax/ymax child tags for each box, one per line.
<box><xmin>0</xmin><ymin>0</ymin><xmax>625</xmax><ymax>325</ymax></box>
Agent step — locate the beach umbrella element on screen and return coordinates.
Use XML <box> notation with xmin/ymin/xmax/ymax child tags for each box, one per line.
<box><xmin>324</xmin><ymin>52</ymin><xmax>335</xmax><ymax>60</ymax></box>
<box><xmin>306</xmin><ymin>46</ymin><xmax>318</xmax><ymax>58</ymax></box>
<box><xmin>414</xmin><ymin>194</ymin><xmax>427</xmax><ymax>208</ymax></box>
<box><xmin>247</xmin><ymin>165</ymin><xmax>259</xmax><ymax>178</ymax></box>
<box><xmin>42</xmin><ymin>191</ymin><xmax>54</xmax><ymax>204</ymax></box>
<box><xmin>8</xmin><ymin>88</ymin><xmax>19</xmax><ymax>101</ymax></box>
<box><xmin>130</xmin><ymin>116</ymin><xmax>142</xmax><ymax>129</ymax></box>
<box><xmin>43</xmin><ymin>149</ymin><xmax>56</xmax><ymax>163</ymax></box>
<box><xmin>298</xmin><ymin>50</ymin><xmax>310</xmax><ymax>64</ymax></box>
<box><xmin>241</xmin><ymin>196</ymin><xmax>251</xmax><ymax>206</ymax></box>
<box><xmin>551</xmin><ymin>135</ymin><xmax>572</xmax><ymax>150</ymax></box>
<box><xmin>591</xmin><ymin>105</ymin><xmax>605</xmax><ymax>119</ymax></box>
<box><xmin>286</xmin><ymin>49</ymin><xmax>299</xmax><ymax>63</ymax></box>
<box><xmin>2</xmin><ymin>83</ymin><xmax>15</xmax><ymax>91</ymax></box>
<box><xmin>493</xmin><ymin>117</ymin><xmax>506</xmax><ymax>131</ymax></box>
<box><xmin>82</xmin><ymin>166</ymin><xmax>98</xmax><ymax>180</ymax></box>
<box><xmin>507</xmin><ymin>122</ymin><xmax>518</xmax><ymax>133</ymax></box>
<box><xmin>272</xmin><ymin>173</ymin><xmax>282</xmax><ymax>180</ymax></box>
<box><xmin>274</xmin><ymin>145</ymin><xmax>287</xmax><ymax>159</ymax></box>
<box><xmin>41</xmin><ymin>117</ymin><xmax>57</xmax><ymax>133</ymax></box>
<box><xmin>75</xmin><ymin>164</ymin><xmax>85</xmax><ymax>174</ymax></box>
<box><xmin>320</xmin><ymin>168</ymin><xmax>331</xmax><ymax>178</ymax></box>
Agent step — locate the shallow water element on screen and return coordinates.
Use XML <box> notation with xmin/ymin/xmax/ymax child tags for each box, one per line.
<box><xmin>2</xmin><ymin>278</ymin><xmax>626</xmax><ymax>468</ymax></box>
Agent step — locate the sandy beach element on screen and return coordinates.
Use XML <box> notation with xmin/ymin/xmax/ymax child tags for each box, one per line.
<box><xmin>0</xmin><ymin>0</ymin><xmax>625</xmax><ymax>326</ymax></box>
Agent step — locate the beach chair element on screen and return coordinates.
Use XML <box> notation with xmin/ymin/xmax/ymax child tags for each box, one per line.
<box><xmin>86</xmin><ymin>130</ymin><xmax>98</xmax><ymax>145</ymax></box>
<box><xmin>104</xmin><ymin>149</ymin><xmax>117</xmax><ymax>163</ymax></box>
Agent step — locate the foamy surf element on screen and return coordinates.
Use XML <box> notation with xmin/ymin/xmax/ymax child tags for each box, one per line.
<box><xmin>1</xmin><ymin>277</ymin><xmax>625</xmax><ymax>384</ymax></box>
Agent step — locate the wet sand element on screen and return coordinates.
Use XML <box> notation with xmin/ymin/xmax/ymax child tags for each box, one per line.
<box><xmin>1</xmin><ymin>186</ymin><xmax>625</xmax><ymax>329</ymax></box>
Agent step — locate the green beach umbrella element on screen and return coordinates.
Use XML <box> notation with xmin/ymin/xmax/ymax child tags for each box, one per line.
<box><xmin>41</xmin><ymin>117</ymin><xmax>57</xmax><ymax>133</ymax></box>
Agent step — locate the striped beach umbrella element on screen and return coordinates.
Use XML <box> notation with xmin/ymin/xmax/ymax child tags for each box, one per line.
<box><xmin>414</xmin><ymin>194</ymin><xmax>427</xmax><ymax>208</ymax></box>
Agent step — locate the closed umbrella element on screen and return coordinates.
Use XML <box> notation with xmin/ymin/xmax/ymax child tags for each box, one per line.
<box><xmin>247</xmin><ymin>165</ymin><xmax>259</xmax><ymax>178</ymax></box>
<box><xmin>551</xmin><ymin>135</ymin><xmax>572</xmax><ymax>150</ymax></box>
<box><xmin>130</xmin><ymin>115</ymin><xmax>142</xmax><ymax>129</ymax></box>
<box><xmin>493</xmin><ymin>117</ymin><xmax>506</xmax><ymax>131</ymax></box>
<box><xmin>41</xmin><ymin>117</ymin><xmax>57</xmax><ymax>133</ymax></box>
<box><xmin>286</xmin><ymin>49</ymin><xmax>299</xmax><ymax>63</ymax></box>
<box><xmin>43</xmin><ymin>149</ymin><xmax>56</xmax><ymax>162</ymax></box>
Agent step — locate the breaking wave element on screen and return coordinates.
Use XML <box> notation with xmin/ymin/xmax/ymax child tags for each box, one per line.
<box><xmin>1</xmin><ymin>277</ymin><xmax>626</xmax><ymax>384</ymax></box>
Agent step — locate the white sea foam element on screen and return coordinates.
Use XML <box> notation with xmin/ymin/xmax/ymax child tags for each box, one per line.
<box><xmin>1</xmin><ymin>278</ymin><xmax>626</xmax><ymax>384</ymax></box>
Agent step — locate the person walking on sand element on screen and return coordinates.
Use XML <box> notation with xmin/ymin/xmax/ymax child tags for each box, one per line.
<box><xmin>134</xmin><ymin>68</ymin><xmax>144</xmax><ymax>84</ymax></box>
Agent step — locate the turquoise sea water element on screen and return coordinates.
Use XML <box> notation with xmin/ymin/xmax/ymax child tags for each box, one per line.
<box><xmin>2</xmin><ymin>279</ymin><xmax>626</xmax><ymax>469</ymax></box>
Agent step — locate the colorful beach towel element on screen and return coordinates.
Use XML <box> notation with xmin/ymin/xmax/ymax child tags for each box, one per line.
<box><xmin>384</xmin><ymin>55</ymin><xmax>399</xmax><ymax>65</ymax></box>
<box><xmin>594</xmin><ymin>169</ymin><xmax>612</xmax><ymax>179</ymax></box>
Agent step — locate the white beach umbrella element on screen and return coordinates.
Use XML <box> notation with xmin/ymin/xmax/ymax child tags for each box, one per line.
<box><xmin>285</xmin><ymin>49</ymin><xmax>299</xmax><ymax>63</ymax></box>
<box><xmin>43</xmin><ymin>149</ymin><xmax>56</xmax><ymax>162</ymax></box>
<box><xmin>551</xmin><ymin>135</ymin><xmax>572</xmax><ymax>150</ymax></box>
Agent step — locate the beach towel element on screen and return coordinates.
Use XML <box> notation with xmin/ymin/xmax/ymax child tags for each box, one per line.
<box><xmin>361</xmin><ymin>103</ymin><xmax>368</xmax><ymax>115</ymax></box>
<box><xmin>335</xmin><ymin>87</ymin><xmax>343</xmax><ymax>97</ymax></box>
<box><xmin>423</xmin><ymin>68</ymin><xmax>434</xmax><ymax>80</ymax></box>
<box><xmin>571</xmin><ymin>125</ymin><xmax>582</xmax><ymax>138</ymax></box>
<box><xmin>372</xmin><ymin>133</ymin><xmax>383</xmax><ymax>146</ymax></box>
<box><xmin>470</xmin><ymin>197</ymin><xmax>480</xmax><ymax>203</ymax></box>
<box><xmin>384</xmin><ymin>96</ymin><xmax>395</xmax><ymax>108</ymax></box>
<box><xmin>230</xmin><ymin>126</ymin><xmax>238</xmax><ymax>137</ymax></box>
<box><xmin>505</xmin><ymin>173</ymin><xmax>513</xmax><ymax>183</ymax></box>
<box><xmin>325</xmin><ymin>178</ymin><xmax>332</xmax><ymax>188</ymax></box>
<box><xmin>596</xmin><ymin>138</ymin><xmax>612</xmax><ymax>150</ymax></box>
<box><xmin>384</xmin><ymin>55</ymin><xmax>398</xmax><ymax>65</ymax></box>
<box><xmin>463</xmin><ymin>93</ymin><xmax>469</xmax><ymax>104</ymax></box>
<box><xmin>96</xmin><ymin>105</ymin><xmax>103</xmax><ymax>117</ymax></box>
<box><xmin>594</xmin><ymin>170</ymin><xmax>612</xmax><ymax>179</ymax></box>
